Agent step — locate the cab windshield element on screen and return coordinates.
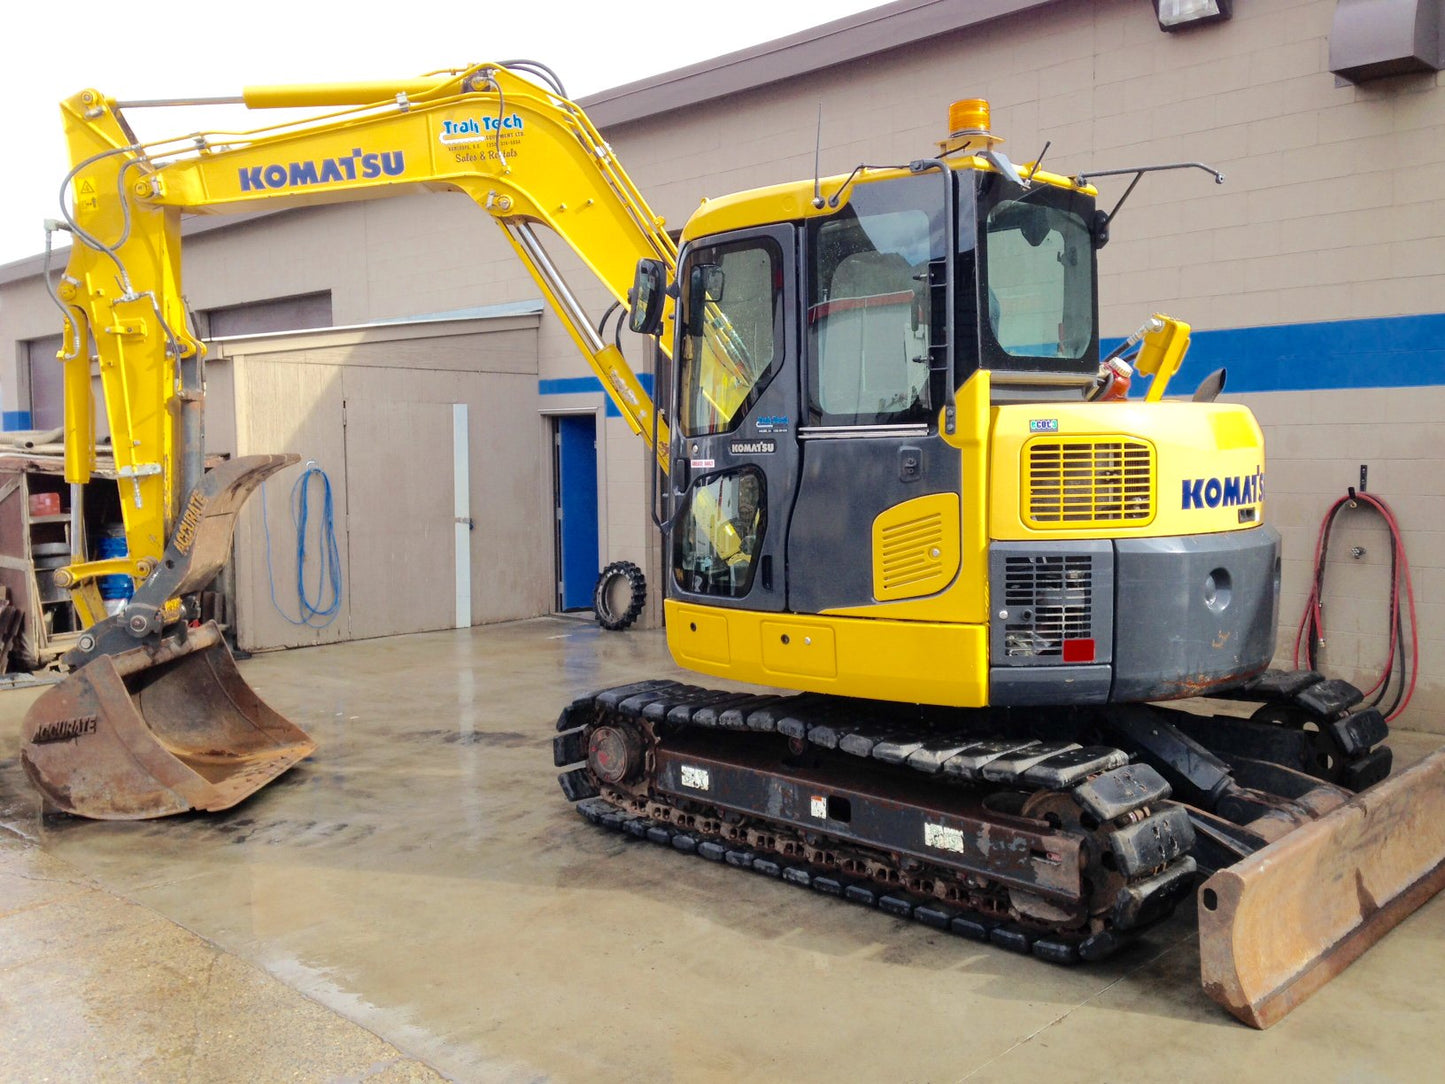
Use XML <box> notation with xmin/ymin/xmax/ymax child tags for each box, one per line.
<box><xmin>676</xmin><ymin>238</ymin><xmax>783</xmax><ymax>437</ymax></box>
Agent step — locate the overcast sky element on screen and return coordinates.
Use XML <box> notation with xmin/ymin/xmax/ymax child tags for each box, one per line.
<box><xmin>0</xmin><ymin>2</ymin><xmax>887</xmax><ymax>267</ymax></box>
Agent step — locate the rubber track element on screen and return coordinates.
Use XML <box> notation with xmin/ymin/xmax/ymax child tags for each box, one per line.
<box><xmin>557</xmin><ymin>680</ymin><xmax>1197</xmax><ymax>963</ymax></box>
<box><xmin>573</xmin><ymin>796</ymin><xmax>1122</xmax><ymax>964</ymax></box>
<box><xmin>1200</xmin><ymin>668</ymin><xmax>1392</xmax><ymax>789</ymax></box>
<box><xmin>576</xmin><ymin>680</ymin><xmax>1137</xmax><ymax>789</ymax></box>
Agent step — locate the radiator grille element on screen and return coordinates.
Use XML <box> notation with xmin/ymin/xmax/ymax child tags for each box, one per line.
<box><xmin>1002</xmin><ymin>554</ymin><xmax>1093</xmax><ymax>658</ymax></box>
<box><xmin>1025</xmin><ymin>439</ymin><xmax>1154</xmax><ymax>528</ymax></box>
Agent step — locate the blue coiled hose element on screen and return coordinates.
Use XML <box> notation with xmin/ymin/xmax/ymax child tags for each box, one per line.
<box><xmin>262</xmin><ymin>462</ymin><xmax>342</xmax><ymax>628</ymax></box>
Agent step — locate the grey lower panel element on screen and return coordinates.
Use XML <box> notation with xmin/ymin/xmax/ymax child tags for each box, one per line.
<box><xmin>1111</xmin><ymin>527</ymin><xmax>1281</xmax><ymax>702</ymax></box>
<box><xmin>986</xmin><ymin>527</ymin><xmax>1281</xmax><ymax>707</ymax></box>
<box><xmin>991</xmin><ymin>665</ymin><xmax>1112</xmax><ymax>706</ymax></box>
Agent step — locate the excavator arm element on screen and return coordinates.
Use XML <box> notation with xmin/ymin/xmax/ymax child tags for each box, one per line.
<box><xmin>54</xmin><ymin>63</ymin><xmax>673</xmax><ymax>606</ymax></box>
<box><xmin>26</xmin><ymin>64</ymin><xmax>678</xmax><ymax>819</ymax></box>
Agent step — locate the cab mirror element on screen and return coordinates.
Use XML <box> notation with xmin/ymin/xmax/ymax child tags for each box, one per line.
<box><xmin>699</xmin><ymin>264</ymin><xmax>725</xmax><ymax>302</ymax></box>
<box><xmin>685</xmin><ymin>263</ymin><xmax>724</xmax><ymax>336</ymax></box>
<box><xmin>628</xmin><ymin>259</ymin><xmax>668</xmax><ymax>336</ymax></box>
<box><xmin>1091</xmin><ymin>209</ymin><xmax>1110</xmax><ymax>249</ymax></box>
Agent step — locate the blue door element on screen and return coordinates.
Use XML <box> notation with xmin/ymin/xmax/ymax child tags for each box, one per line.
<box><xmin>556</xmin><ymin>415</ymin><xmax>600</xmax><ymax>611</ymax></box>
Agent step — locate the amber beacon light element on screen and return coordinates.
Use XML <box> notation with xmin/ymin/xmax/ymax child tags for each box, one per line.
<box><xmin>948</xmin><ymin>98</ymin><xmax>992</xmax><ymax>140</ymax></box>
<box><xmin>941</xmin><ymin>98</ymin><xmax>1004</xmax><ymax>155</ymax></box>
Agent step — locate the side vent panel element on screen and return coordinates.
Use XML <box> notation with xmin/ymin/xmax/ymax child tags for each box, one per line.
<box><xmin>873</xmin><ymin>493</ymin><xmax>961</xmax><ymax>602</ymax></box>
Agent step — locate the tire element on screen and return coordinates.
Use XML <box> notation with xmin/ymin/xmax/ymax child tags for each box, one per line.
<box><xmin>593</xmin><ymin>561</ymin><xmax>646</xmax><ymax>631</ymax></box>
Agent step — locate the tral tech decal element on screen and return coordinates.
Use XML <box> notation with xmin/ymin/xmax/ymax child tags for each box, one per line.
<box><xmin>439</xmin><ymin>114</ymin><xmax>527</xmax><ymax>163</ymax></box>
<box><xmin>440</xmin><ymin>115</ymin><xmax>526</xmax><ymax>143</ymax></box>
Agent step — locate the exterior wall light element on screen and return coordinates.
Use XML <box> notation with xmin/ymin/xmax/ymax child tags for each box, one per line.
<box><xmin>1154</xmin><ymin>0</ymin><xmax>1233</xmax><ymax>30</ymax></box>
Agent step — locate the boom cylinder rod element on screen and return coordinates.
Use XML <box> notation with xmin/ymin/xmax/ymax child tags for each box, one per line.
<box><xmin>511</xmin><ymin>223</ymin><xmax>607</xmax><ymax>354</ymax></box>
<box><xmin>506</xmin><ymin>222</ymin><xmax>666</xmax><ymax>468</ymax></box>
<box><xmin>115</xmin><ymin>97</ymin><xmax>247</xmax><ymax>108</ymax></box>
<box><xmin>177</xmin><ymin>350</ymin><xmax>205</xmax><ymax>520</ymax></box>
<box><xmin>241</xmin><ymin>81</ymin><xmax>453</xmax><ymax>109</ymax></box>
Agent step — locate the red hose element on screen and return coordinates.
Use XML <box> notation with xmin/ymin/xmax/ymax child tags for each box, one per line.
<box><xmin>1293</xmin><ymin>491</ymin><xmax>1417</xmax><ymax>722</ymax></box>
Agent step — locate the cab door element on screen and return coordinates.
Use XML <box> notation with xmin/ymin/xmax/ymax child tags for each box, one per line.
<box><xmin>667</xmin><ymin>226</ymin><xmax>797</xmax><ymax>613</ymax></box>
<box><xmin>787</xmin><ymin>174</ymin><xmax>961</xmax><ymax>615</ymax></box>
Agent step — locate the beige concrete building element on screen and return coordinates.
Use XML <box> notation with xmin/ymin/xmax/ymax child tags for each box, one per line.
<box><xmin>0</xmin><ymin>0</ymin><xmax>1441</xmax><ymax>724</ymax></box>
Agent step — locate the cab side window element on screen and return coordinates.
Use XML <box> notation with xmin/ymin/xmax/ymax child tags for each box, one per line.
<box><xmin>677</xmin><ymin>241</ymin><xmax>782</xmax><ymax>437</ymax></box>
<box><xmin>807</xmin><ymin>181</ymin><xmax>942</xmax><ymax>427</ymax></box>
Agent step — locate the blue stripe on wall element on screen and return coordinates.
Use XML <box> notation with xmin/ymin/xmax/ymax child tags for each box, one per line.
<box><xmin>540</xmin><ymin>314</ymin><xmax>1443</xmax><ymax>408</ymax></box>
<box><xmin>539</xmin><ymin>373</ymin><xmax>655</xmax><ymax>418</ymax></box>
<box><xmin>1105</xmin><ymin>312</ymin><xmax>1445</xmax><ymax>395</ymax></box>
<box><xmin>2</xmin><ymin>411</ymin><xmax>33</xmax><ymax>431</ymax></box>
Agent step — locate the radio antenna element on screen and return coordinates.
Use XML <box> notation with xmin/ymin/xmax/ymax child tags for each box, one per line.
<box><xmin>1027</xmin><ymin>140</ymin><xmax>1052</xmax><ymax>183</ymax></box>
<box><xmin>812</xmin><ymin>104</ymin><xmax>825</xmax><ymax>209</ymax></box>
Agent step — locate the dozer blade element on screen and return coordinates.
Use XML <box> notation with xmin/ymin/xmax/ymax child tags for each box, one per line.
<box><xmin>20</xmin><ymin>622</ymin><xmax>315</xmax><ymax>819</ymax></box>
<box><xmin>1198</xmin><ymin>747</ymin><xmax>1445</xmax><ymax>1028</ymax></box>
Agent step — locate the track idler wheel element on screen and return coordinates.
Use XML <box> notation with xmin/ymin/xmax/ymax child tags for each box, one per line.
<box><xmin>1014</xmin><ymin>789</ymin><xmax>1118</xmax><ymax>928</ymax></box>
<box><xmin>588</xmin><ymin>723</ymin><xmax>645</xmax><ymax>785</ymax></box>
<box><xmin>1017</xmin><ymin>782</ymin><xmax>1195</xmax><ymax>934</ymax></box>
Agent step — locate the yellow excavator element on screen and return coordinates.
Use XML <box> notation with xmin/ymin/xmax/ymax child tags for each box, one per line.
<box><xmin>22</xmin><ymin>63</ymin><xmax>1445</xmax><ymax>1028</ymax></box>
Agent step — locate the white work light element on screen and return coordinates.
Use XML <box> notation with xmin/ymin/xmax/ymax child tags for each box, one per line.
<box><xmin>1154</xmin><ymin>0</ymin><xmax>1233</xmax><ymax>30</ymax></box>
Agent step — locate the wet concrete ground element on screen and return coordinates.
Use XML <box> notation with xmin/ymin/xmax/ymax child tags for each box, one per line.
<box><xmin>2</xmin><ymin>616</ymin><xmax>1444</xmax><ymax>1082</ymax></box>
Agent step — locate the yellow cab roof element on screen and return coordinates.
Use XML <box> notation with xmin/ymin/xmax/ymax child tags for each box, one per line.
<box><xmin>680</xmin><ymin>158</ymin><xmax>1094</xmax><ymax>243</ymax></box>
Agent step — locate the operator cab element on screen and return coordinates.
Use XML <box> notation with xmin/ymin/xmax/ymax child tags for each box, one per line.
<box><xmin>654</xmin><ymin>133</ymin><xmax>1102</xmax><ymax>616</ymax></box>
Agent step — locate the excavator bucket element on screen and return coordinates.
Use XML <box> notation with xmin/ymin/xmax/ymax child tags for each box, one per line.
<box><xmin>1199</xmin><ymin>747</ymin><xmax>1445</xmax><ymax>1027</ymax></box>
<box><xmin>20</xmin><ymin>621</ymin><xmax>315</xmax><ymax>819</ymax></box>
<box><xmin>18</xmin><ymin>453</ymin><xmax>313</xmax><ymax>820</ymax></box>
